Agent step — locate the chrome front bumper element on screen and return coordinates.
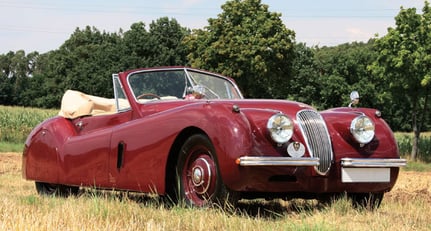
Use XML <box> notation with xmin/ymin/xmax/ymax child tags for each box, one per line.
<box><xmin>237</xmin><ymin>156</ymin><xmax>407</xmax><ymax>168</ymax></box>
<box><xmin>341</xmin><ymin>158</ymin><xmax>407</xmax><ymax>168</ymax></box>
<box><xmin>237</xmin><ymin>156</ymin><xmax>320</xmax><ymax>167</ymax></box>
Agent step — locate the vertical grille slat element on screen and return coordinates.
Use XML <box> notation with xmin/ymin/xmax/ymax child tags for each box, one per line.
<box><xmin>297</xmin><ymin>110</ymin><xmax>333</xmax><ymax>175</ymax></box>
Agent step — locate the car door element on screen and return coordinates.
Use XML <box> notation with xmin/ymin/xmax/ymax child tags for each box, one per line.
<box><xmin>60</xmin><ymin>111</ymin><xmax>132</xmax><ymax>187</ymax></box>
<box><xmin>107</xmin><ymin>111</ymin><xmax>181</xmax><ymax>193</ymax></box>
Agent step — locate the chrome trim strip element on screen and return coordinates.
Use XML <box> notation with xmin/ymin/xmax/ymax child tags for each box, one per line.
<box><xmin>341</xmin><ymin>158</ymin><xmax>407</xmax><ymax>168</ymax></box>
<box><xmin>238</xmin><ymin>156</ymin><xmax>320</xmax><ymax>167</ymax></box>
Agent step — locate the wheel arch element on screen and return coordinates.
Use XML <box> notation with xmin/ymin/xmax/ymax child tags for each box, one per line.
<box><xmin>163</xmin><ymin>104</ymin><xmax>254</xmax><ymax>197</ymax></box>
<box><xmin>164</xmin><ymin>126</ymin><xmax>208</xmax><ymax>196</ymax></box>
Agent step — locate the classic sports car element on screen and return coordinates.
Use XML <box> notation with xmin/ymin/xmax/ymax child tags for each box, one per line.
<box><xmin>22</xmin><ymin>66</ymin><xmax>406</xmax><ymax>208</ymax></box>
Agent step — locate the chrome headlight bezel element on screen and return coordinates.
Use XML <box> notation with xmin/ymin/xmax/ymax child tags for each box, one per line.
<box><xmin>267</xmin><ymin>113</ymin><xmax>294</xmax><ymax>144</ymax></box>
<box><xmin>350</xmin><ymin>115</ymin><xmax>375</xmax><ymax>144</ymax></box>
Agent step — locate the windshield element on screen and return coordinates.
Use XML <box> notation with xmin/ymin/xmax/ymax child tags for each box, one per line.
<box><xmin>186</xmin><ymin>70</ymin><xmax>242</xmax><ymax>100</ymax></box>
<box><xmin>127</xmin><ymin>68</ymin><xmax>243</xmax><ymax>102</ymax></box>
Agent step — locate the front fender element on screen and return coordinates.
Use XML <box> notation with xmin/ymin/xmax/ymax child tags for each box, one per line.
<box><xmin>321</xmin><ymin>107</ymin><xmax>399</xmax><ymax>160</ymax></box>
<box><xmin>197</xmin><ymin>103</ymin><xmax>254</xmax><ymax>189</ymax></box>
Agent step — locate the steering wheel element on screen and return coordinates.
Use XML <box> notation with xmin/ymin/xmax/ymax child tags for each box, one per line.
<box><xmin>137</xmin><ymin>93</ymin><xmax>161</xmax><ymax>100</ymax></box>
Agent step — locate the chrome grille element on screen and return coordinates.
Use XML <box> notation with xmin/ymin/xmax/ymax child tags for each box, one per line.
<box><xmin>297</xmin><ymin>110</ymin><xmax>333</xmax><ymax>175</ymax></box>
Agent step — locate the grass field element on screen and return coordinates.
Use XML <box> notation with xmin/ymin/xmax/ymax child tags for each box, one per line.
<box><xmin>1</xmin><ymin>152</ymin><xmax>430</xmax><ymax>231</ymax></box>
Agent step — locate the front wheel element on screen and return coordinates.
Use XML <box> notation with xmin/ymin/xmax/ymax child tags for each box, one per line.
<box><xmin>349</xmin><ymin>192</ymin><xmax>384</xmax><ymax>210</ymax></box>
<box><xmin>35</xmin><ymin>182</ymin><xmax>79</xmax><ymax>197</ymax></box>
<box><xmin>176</xmin><ymin>134</ymin><xmax>237</xmax><ymax>207</ymax></box>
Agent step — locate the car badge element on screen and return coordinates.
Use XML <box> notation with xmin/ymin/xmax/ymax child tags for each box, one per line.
<box><xmin>287</xmin><ymin>141</ymin><xmax>305</xmax><ymax>158</ymax></box>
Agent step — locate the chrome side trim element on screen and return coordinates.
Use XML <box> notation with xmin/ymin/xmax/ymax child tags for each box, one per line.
<box><xmin>238</xmin><ymin>156</ymin><xmax>320</xmax><ymax>167</ymax></box>
<box><xmin>341</xmin><ymin>158</ymin><xmax>407</xmax><ymax>168</ymax></box>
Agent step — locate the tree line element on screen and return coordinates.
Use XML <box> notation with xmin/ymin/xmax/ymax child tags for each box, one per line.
<box><xmin>1</xmin><ymin>0</ymin><xmax>430</xmax><ymax>159</ymax></box>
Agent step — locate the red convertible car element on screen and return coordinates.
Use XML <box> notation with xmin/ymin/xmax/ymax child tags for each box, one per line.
<box><xmin>22</xmin><ymin>66</ymin><xmax>406</xmax><ymax>208</ymax></box>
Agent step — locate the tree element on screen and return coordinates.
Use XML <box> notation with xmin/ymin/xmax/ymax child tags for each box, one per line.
<box><xmin>184</xmin><ymin>0</ymin><xmax>295</xmax><ymax>98</ymax></box>
<box><xmin>0</xmin><ymin>50</ymin><xmax>40</xmax><ymax>106</ymax></box>
<box><xmin>59</xmin><ymin>26</ymin><xmax>123</xmax><ymax>97</ymax></box>
<box><xmin>120</xmin><ymin>18</ymin><xmax>190</xmax><ymax>69</ymax></box>
<box><xmin>0</xmin><ymin>52</ymin><xmax>14</xmax><ymax>105</ymax></box>
<box><xmin>286</xmin><ymin>43</ymin><xmax>320</xmax><ymax>106</ymax></box>
<box><xmin>312</xmin><ymin>42</ymin><xmax>383</xmax><ymax>110</ymax></box>
<box><xmin>147</xmin><ymin>17</ymin><xmax>190</xmax><ymax>66</ymax></box>
<box><xmin>19</xmin><ymin>19</ymin><xmax>191</xmax><ymax>108</ymax></box>
<box><xmin>121</xmin><ymin>22</ymin><xmax>151</xmax><ymax>69</ymax></box>
<box><xmin>370</xmin><ymin>1</ymin><xmax>431</xmax><ymax>160</ymax></box>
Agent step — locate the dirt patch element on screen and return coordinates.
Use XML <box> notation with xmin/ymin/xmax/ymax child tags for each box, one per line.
<box><xmin>386</xmin><ymin>171</ymin><xmax>431</xmax><ymax>204</ymax></box>
<box><xmin>0</xmin><ymin>152</ymin><xmax>21</xmax><ymax>174</ymax></box>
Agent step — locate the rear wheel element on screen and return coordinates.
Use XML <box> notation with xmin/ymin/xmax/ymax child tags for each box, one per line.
<box><xmin>176</xmin><ymin>134</ymin><xmax>237</xmax><ymax>207</ymax></box>
<box><xmin>35</xmin><ymin>182</ymin><xmax>79</xmax><ymax>197</ymax></box>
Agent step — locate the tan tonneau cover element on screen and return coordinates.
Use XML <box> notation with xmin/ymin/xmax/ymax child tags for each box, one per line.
<box><xmin>58</xmin><ymin>90</ymin><xmax>117</xmax><ymax>119</ymax></box>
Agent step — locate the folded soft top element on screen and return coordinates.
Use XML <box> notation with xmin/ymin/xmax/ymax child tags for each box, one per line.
<box><xmin>58</xmin><ymin>90</ymin><xmax>117</xmax><ymax>119</ymax></box>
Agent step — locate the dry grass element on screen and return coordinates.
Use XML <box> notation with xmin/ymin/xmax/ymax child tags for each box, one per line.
<box><xmin>1</xmin><ymin>152</ymin><xmax>430</xmax><ymax>231</ymax></box>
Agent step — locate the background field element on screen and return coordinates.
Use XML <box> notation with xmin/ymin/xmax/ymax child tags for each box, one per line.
<box><xmin>1</xmin><ymin>152</ymin><xmax>430</xmax><ymax>230</ymax></box>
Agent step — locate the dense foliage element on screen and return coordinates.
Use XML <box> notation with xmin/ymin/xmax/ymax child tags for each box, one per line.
<box><xmin>369</xmin><ymin>1</ymin><xmax>431</xmax><ymax>160</ymax></box>
<box><xmin>185</xmin><ymin>0</ymin><xmax>295</xmax><ymax>98</ymax></box>
<box><xmin>1</xmin><ymin>0</ymin><xmax>430</xmax><ymax>140</ymax></box>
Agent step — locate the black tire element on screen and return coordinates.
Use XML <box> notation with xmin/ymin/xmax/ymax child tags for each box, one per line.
<box><xmin>317</xmin><ymin>193</ymin><xmax>343</xmax><ymax>206</ymax></box>
<box><xmin>175</xmin><ymin>134</ymin><xmax>237</xmax><ymax>208</ymax></box>
<box><xmin>349</xmin><ymin>192</ymin><xmax>384</xmax><ymax>210</ymax></box>
<box><xmin>35</xmin><ymin>182</ymin><xmax>79</xmax><ymax>197</ymax></box>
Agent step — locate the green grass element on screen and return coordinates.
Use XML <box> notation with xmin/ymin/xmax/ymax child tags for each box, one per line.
<box><xmin>0</xmin><ymin>105</ymin><xmax>58</xmax><ymax>143</ymax></box>
<box><xmin>0</xmin><ymin>142</ymin><xmax>24</xmax><ymax>153</ymax></box>
<box><xmin>404</xmin><ymin>160</ymin><xmax>431</xmax><ymax>172</ymax></box>
<box><xmin>396</xmin><ymin>132</ymin><xmax>431</xmax><ymax>162</ymax></box>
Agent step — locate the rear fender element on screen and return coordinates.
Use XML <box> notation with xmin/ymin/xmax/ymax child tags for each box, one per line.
<box><xmin>23</xmin><ymin>117</ymin><xmax>77</xmax><ymax>183</ymax></box>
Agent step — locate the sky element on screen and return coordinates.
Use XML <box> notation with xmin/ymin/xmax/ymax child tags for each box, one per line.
<box><xmin>0</xmin><ymin>0</ymin><xmax>427</xmax><ymax>54</ymax></box>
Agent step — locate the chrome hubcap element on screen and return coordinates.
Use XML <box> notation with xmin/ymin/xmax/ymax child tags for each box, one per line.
<box><xmin>189</xmin><ymin>157</ymin><xmax>212</xmax><ymax>195</ymax></box>
<box><xmin>192</xmin><ymin>166</ymin><xmax>204</xmax><ymax>186</ymax></box>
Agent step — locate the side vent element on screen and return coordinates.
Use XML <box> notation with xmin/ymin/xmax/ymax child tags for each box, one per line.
<box><xmin>117</xmin><ymin>142</ymin><xmax>125</xmax><ymax>171</ymax></box>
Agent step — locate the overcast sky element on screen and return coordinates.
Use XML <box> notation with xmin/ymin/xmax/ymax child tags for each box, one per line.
<box><xmin>0</xmin><ymin>0</ymin><xmax>426</xmax><ymax>54</ymax></box>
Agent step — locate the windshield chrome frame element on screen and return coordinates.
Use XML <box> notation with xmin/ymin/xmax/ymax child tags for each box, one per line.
<box><xmin>183</xmin><ymin>67</ymin><xmax>244</xmax><ymax>99</ymax></box>
<box><xmin>126</xmin><ymin>67</ymin><xmax>244</xmax><ymax>103</ymax></box>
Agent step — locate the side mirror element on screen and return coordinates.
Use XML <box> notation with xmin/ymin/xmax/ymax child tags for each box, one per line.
<box><xmin>349</xmin><ymin>91</ymin><xmax>360</xmax><ymax>107</ymax></box>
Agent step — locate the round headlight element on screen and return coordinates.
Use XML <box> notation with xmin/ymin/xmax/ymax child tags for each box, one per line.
<box><xmin>267</xmin><ymin>114</ymin><xmax>294</xmax><ymax>144</ymax></box>
<box><xmin>350</xmin><ymin>115</ymin><xmax>375</xmax><ymax>144</ymax></box>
